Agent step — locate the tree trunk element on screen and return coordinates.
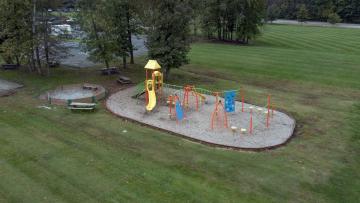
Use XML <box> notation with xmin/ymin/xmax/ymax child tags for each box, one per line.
<box><xmin>126</xmin><ymin>5</ymin><xmax>134</xmax><ymax>64</ymax></box>
<box><xmin>105</xmin><ymin>60</ymin><xmax>109</xmax><ymax>69</ymax></box>
<box><xmin>32</xmin><ymin>0</ymin><xmax>42</xmax><ymax>75</ymax></box>
<box><xmin>30</xmin><ymin>47</ymin><xmax>36</xmax><ymax>72</ymax></box>
<box><xmin>44</xmin><ymin>6</ymin><xmax>50</xmax><ymax>76</ymax></box>
<box><xmin>35</xmin><ymin>46</ymin><xmax>42</xmax><ymax>75</ymax></box>
<box><xmin>27</xmin><ymin>57</ymin><xmax>33</xmax><ymax>72</ymax></box>
<box><xmin>193</xmin><ymin>20</ymin><xmax>197</xmax><ymax>37</ymax></box>
<box><xmin>164</xmin><ymin>67</ymin><xmax>170</xmax><ymax>81</ymax></box>
<box><xmin>15</xmin><ymin>56</ymin><xmax>20</xmax><ymax>66</ymax></box>
<box><xmin>122</xmin><ymin>55</ymin><xmax>127</xmax><ymax>69</ymax></box>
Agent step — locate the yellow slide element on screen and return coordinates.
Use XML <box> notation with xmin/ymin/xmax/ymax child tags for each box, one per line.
<box><xmin>146</xmin><ymin>80</ymin><xmax>156</xmax><ymax>111</ymax></box>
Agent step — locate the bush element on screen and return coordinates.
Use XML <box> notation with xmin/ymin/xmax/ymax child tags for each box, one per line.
<box><xmin>328</xmin><ymin>12</ymin><xmax>342</xmax><ymax>24</ymax></box>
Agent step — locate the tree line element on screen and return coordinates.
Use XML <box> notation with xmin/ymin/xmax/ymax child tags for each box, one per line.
<box><xmin>76</xmin><ymin>0</ymin><xmax>266</xmax><ymax>79</ymax></box>
<box><xmin>267</xmin><ymin>0</ymin><xmax>360</xmax><ymax>23</ymax></box>
<box><xmin>0</xmin><ymin>0</ymin><xmax>266</xmax><ymax>78</ymax></box>
<box><xmin>0</xmin><ymin>0</ymin><xmax>67</xmax><ymax>75</ymax></box>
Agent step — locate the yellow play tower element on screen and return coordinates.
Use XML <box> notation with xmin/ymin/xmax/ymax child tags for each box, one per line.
<box><xmin>144</xmin><ymin>60</ymin><xmax>163</xmax><ymax>111</ymax></box>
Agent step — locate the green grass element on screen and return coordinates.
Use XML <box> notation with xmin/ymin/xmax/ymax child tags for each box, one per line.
<box><xmin>0</xmin><ymin>24</ymin><xmax>360</xmax><ymax>202</ymax></box>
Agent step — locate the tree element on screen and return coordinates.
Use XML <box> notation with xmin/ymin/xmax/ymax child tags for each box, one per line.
<box><xmin>77</xmin><ymin>0</ymin><xmax>141</xmax><ymax>69</ymax></box>
<box><xmin>105</xmin><ymin>0</ymin><xmax>131</xmax><ymax>69</ymax></box>
<box><xmin>77</xmin><ymin>0</ymin><xmax>114</xmax><ymax>69</ymax></box>
<box><xmin>146</xmin><ymin>0</ymin><xmax>192</xmax><ymax>80</ymax></box>
<box><xmin>328</xmin><ymin>12</ymin><xmax>342</xmax><ymax>24</ymax></box>
<box><xmin>125</xmin><ymin>1</ymin><xmax>143</xmax><ymax>65</ymax></box>
<box><xmin>0</xmin><ymin>0</ymin><xmax>31</xmax><ymax>66</ymax></box>
<box><xmin>236</xmin><ymin>0</ymin><xmax>265</xmax><ymax>43</ymax></box>
<box><xmin>0</xmin><ymin>0</ymin><xmax>67</xmax><ymax>75</ymax></box>
<box><xmin>37</xmin><ymin>0</ymin><xmax>68</xmax><ymax>75</ymax></box>
<box><xmin>297</xmin><ymin>4</ymin><xmax>309</xmax><ymax>23</ymax></box>
<box><xmin>267</xmin><ymin>4</ymin><xmax>280</xmax><ymax>23</ymax></box>
<box><xmin>201</xmin><ymin>0</ymin><xmax>265</xmax><ymax>43</ymax></box>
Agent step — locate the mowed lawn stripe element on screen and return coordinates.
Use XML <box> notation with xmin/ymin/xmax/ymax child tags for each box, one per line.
<box><xmin>190</xmin><ymin>48</ymin><xmax>360</xmax><ymax>88</ymax></box>
<box><xmin>189</xmin><ymin>26</ymin><xmax>360</xmax><ymax>88</ymax></box>
<box><xmin>0</xmin><ymin>105</ymin><xmax>261</xmax><ymax>202</ymax></box>
<box><xmin>259</xmin><ymin>25</ymin><xmax>360</xmax><ymax>53</ymax></box>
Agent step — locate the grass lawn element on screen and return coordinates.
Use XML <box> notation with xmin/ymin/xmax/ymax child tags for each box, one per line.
<box><xmin>0</xmin><ymin>24</ymin><xmax>359</xmax><ymax>202</ymax></box>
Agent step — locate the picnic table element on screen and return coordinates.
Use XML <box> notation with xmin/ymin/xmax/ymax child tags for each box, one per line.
<box><xmin>83</xmin><ymin>84</ymin><xmax>98</xmax><ymax>91</ymax></box>
<box><xmin>100</xmin><ymin>67</ymin><xmax>119</xmax><ymax>75</ymax></box>
<box><xmin>68</xmin><ymin>102</ymin><xmax>97</xmax><ymax>111</ymax></box>
<box><xmin>2</xmin><ymin>64</ymin><xmax>19</xmax><ymax>70</ymax></box>
<box><xmin>117</xmin><ymin>76</ymin><xmax>132</xmax><ymax>84</ymax></box>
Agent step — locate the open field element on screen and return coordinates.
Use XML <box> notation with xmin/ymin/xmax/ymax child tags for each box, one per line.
<box><xmin>0</xmin><ymin>24</ymin><xmax>359</xmax><ymax>202</ymax></box>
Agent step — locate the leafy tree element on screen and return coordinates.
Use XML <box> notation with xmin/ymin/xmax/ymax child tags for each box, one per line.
<box><xmin>267</xmin><ymin>0</ymin><xmax>358</xmax><ymax>23</ymax></box>
<box><xmin>105</xmin><ymin>0</ymin><xmax>131</xmax><ymax>69</ymax></box>
<box><xmin>77</xmin><ymin>0</ymin><xmax>114</xmax><ymax>69</ymax></box>
<box><xmin>236</xmin><ymin>0</ymin><xmax>265</xmax><ymax>43</ymax></box>
<box><xmin>337</xmin><ymin>0</ymin><xmax>360</xmax><ymax>23</ymax></box>
<box><xmin>0</xmin><ymin>0</ymin><xmax>31</xmax><ymax>66</ymax></box>
<box><xmin>297</xmin><ymin>4</ymin><xmax>309</xmax><ymax>23</ymax></box>
<box><xmin>201</xmin><ymin>0</ymin><xmax>265</xmax><ymax>43</ymax></box>
<box><xmin>267</xmin><ymin>4</ymin><xmax>280</xmax><ymax>23</ymax></box>
<box><xmin>145</xmin><ymin>0</ymin><xmax>192</xmax><ymax>80</ymax></box>
<box><xmin>37</xmin><ymin>0</ymin><xmax>68</xmax><ymax>75</ymax></box>
<box><xmin>328</xmin><ymin>12</ymin><xmax>342</xmax><ymax>24</ymax></box>
<box><xmin>0</xmin><ymin>0</ymin><xmax>67</xmax><ymax>75</ymax></box>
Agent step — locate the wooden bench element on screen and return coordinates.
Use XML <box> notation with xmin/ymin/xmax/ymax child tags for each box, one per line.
<box><xmin>68</xmin><ymin>102</ymin><xmax>96</xmax><ymax>111</ymax></box>
<box><xmin>117</xmin><ymin>76</ymin><xmax>132</xmax><ymax>84</ymax></box>
<box><xmin>83</xmin><ymin>84</ymin><xmax>98</xmax><ymax>91</ymax></box>
<box><xmin>2</xmin><ymin>64</ymin><xmax>19</xmax><ymax>70</ymax></box>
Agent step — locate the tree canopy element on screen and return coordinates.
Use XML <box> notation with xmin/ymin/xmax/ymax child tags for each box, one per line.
<box><xmin>267</xmin><ymin>0</ymin><xmax>360</xmax><ymax>23</ymax></box>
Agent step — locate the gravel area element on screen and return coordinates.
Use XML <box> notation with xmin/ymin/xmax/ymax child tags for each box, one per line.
<box><xmin>0</xmin><ymin>79</ymin><xmax>23</xmax><ymax>96</ymax></box>
<box><xmin>50</xmin><ymin>89</ymin><xmax>95</xmax><ymax>100</ymax></box>
<box><xmin>106</xmin><ymin>86</ymin><xmax>296</xmax><ymax>150</ymax></box>
<box><xmin>40</xmin><ymin>83</ymin><xmax>106</xmax><ymax>105</ymax></box>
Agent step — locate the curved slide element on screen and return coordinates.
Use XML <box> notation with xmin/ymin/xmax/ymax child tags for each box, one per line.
<box><xmin>146</xmin><ymin>80</ymin><xmax>156</xmax><ymax>111</ymax></box>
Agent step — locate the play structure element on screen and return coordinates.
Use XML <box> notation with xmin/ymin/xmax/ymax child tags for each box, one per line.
<box><xmin>40</xmin><ymin>83</ymin><xmax>106</xmax><ymax>106</ymax></box>
<box><xmin>107</xmin><ymin>60</ymin><xmax>296</xmax><ymax>150</ymax></box>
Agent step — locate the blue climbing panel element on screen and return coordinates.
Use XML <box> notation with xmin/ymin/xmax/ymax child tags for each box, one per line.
<box><xmin>176</xmin><ymin>100</ymin><xmax>184</xmax><ymax>121</ymax></box>
<box><xmin>225</xmin><ymin>90</ymin><xmax>236</xmax><ymax>112</ymax></box>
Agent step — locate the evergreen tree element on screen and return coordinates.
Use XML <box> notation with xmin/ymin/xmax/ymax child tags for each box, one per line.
<box><xmin>328</xmin><ymin>12</ymin><xmax>342</xmax><ymax>24</ymax></box>
<box><xmin>201</xmin><ymin>0</ymin><xmax>265</xmax><ymax>43</ymax></box>
<box><xmin>267</xmin><ymin>4</ymin><xmax>280</xmax><ymax>23</ymax></box>
<box><xmin>236</xmin><ymin>0</ymin><xmax>265</xmax><ymax>43</ymax></box>
<box><xmin>105</xmin><ymin>0</ymin><xmax>130</xmax><ymax>69</ymax></box>
<box><xmin>146</xmin><ymin>0</ymin><xmax>192</xmax><ymax>80</ymax></box>
<box><xmin>297</xmin><ymin>4</ymin><xmax>309</xmax><ymax>23</ymax></box>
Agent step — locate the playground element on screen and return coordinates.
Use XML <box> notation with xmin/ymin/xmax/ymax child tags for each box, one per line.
<box><xmin>107</xmin><ymin>60</ymin><xmax>295</xmax><ymax>149</ymax></box>
<box><xmin>0</xmin><ymin>78</ymin><xmax>23</xmax><ymax>96</ymax></box>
